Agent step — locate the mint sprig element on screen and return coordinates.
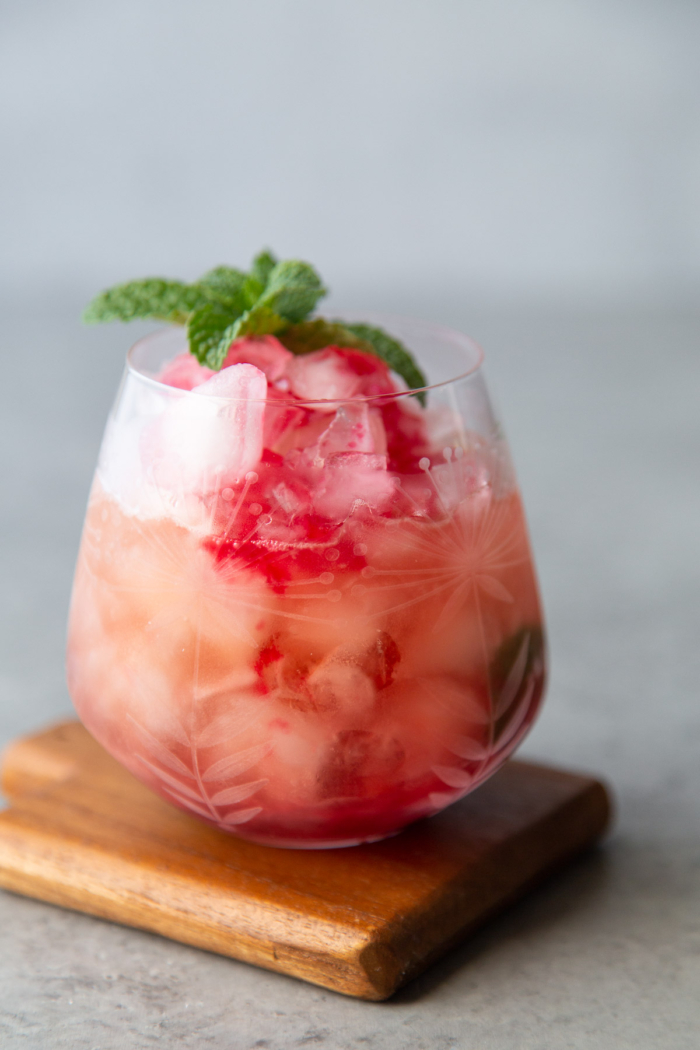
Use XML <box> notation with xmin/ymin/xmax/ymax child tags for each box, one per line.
<box><xmin>249</xmin><ymin>250</ymin><xmax>277</xmax><ymax>287</ymax></box>
<box><xmin>82</xmin><ymin>279</ymin><xmax>207</xmax><ymax>326</ymax></box>
<box><xmin>83</xmin><ymin>250</ymin><xmax>428</xmax><ymax>399</ymax></box>
<box><xmin>187</xmin><ymin>303</ymin><xmax>238</xmax><ymax>369</ymax></box>
<box><xmin>341</xmin><ymin>323</ymin><xmax>428</xmax><ymax>402</ymax></box>
<box><xmin>278</xmin><ymin>319</ymin><xmax>428</xmax><ymax>404</ymax></box>
<box><xmin>277</xmin><ymin>319</ymin><xmax>370</xmax><ymax>356</ymax></box>
<box><xmin>196</xmin><ymin>266</ymin><xmax>249</xmax><ymax>312</ymax></box>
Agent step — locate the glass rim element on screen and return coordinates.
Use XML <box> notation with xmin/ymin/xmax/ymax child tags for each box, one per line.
<box><xmin>126</xmin><ymin>312</ymin><xmax>485</xmax><ymax>406</ymax></box>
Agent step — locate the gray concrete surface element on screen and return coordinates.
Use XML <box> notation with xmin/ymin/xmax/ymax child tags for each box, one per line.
<box><xmin>1</xmin><ymin>294</ymin><xmax>698</xmax><ymax>1048</ymax></box>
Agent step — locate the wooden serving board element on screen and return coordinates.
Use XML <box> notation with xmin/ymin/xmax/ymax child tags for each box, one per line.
<box><xmin>0</xmin><ymin>721</ymin><xmax>610</xmax><ymax>1000</ymax></box>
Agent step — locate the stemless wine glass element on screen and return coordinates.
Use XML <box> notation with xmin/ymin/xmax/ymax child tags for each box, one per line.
<box><xmin>67</xmin><ymin>316</ymin><xmax>546</xmax><ymax>848</ymax></box>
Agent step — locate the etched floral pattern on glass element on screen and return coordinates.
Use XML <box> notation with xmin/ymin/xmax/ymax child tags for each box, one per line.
<box><xmin>67</xmin><ymin>317</ymin><xmax>546</xmax><ymax>847</ymax></box>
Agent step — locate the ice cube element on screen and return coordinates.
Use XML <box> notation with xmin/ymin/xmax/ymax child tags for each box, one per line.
<box><xmin>313</xmin><ymin>402</ymin><xmax>377</xmax><ymax>462</ymax></box>
<box><xmin>313</xmin><ymin>452</ymin><xmax>394</xmax><ymax>520</ymax></box>
<box><xmin>272</xmin><ymin>409</ymin><xmax>331</xmax><ymax>456</ymax></box>
<box><xmin>429</xmin><ymin>454</ymin><xmax>491</xmax><ymax>513</ymax></box>
<box><xmin>316</xmin><ymin>729</ymin><xmax>405</xmax><ymax>800</ymax></box>
<box><xmin>261</xmin><ymin>388</ymin><xmax>308</xmax><ymax>454</ymax></box>
<box><xmin>307</xmin><ymin>632</ymin><xmax>400</xmax><ymax>707</ymax></box>
<box><xmin>285</xmin><ymin>346</ymin><xmax>396</xmax><ymax>408</ymax></box>
<box><xmin>368</xmin><ymin>408</ymin><xmax>388</xmax><ymax>455</ymax></box>
<box><xmin>195</xmin><ymin>361</ymin><xmax>267</xmax><ymax>400</ymax></box>
<box><xmin>421</xmin><ymin>402</ymin><xmax>467</xmax><ymax>450</ymax></box>
<box><xmin>222</xmin><ymin>336</ymin><xmax>293</xmax><ymax>383</ymax></box>
<box><xmin>98</xmin><ymin>369</ymin><xmax>209</xmax><ymax>527</ymax></box>
<box><xmin>306</xmin><ymin>659</ymin><xmax>375</xmax><ymax>716</ymax></box>
<box><xmin>151</xmin><ymin>363</ymin><xmax>267</xmax><ymax>495</ymax></box>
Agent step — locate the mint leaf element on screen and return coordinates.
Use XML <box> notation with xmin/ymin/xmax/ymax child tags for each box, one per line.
<box><xmin>241</xmin><ymin>273</ymin><xmax>265</xmax><ymax>307</ymax></box>
<box><xmin>280</xmin><ymin>318</ymin><xmax>427</xmax><ymax>404</ymax></box>
<box><xmin>186</xmin><ymin>255</ymin><xmax>320</xmax><ymax>368</ymax></box>
<box><xmin>224</xmin><ymin>303</ymin><xmax>286</xmax><ymax>342</ymax></box>
<box><xmin>187</xmin><ymin>303</ymin><xmax>236</xmax><ymax>370</ymax></box>
<box><xmin>249</xmin><ymin>249</ymin><xmax>277</xmax><ymax>288</ymax></box>
<box><xmin>196</xmin><ymin>266</ymin><xmax>248</xmax><ymax>314</ymax></box>
<box><xmin>489</xmin><ymin>626</ymin><xmax>544</xmax><ymax>741</ymax></box>
<box><xmin>81</xmin><ymin>256</ymin><xmax>324</xmax><ymax>334</ymax></box>
<box><xmin>278</xmin><ymin>319</ymin><xmax>370</xmax><ymax>356</ymax></box>
<box><xmin>82</xmin><ymin>254</ymin><xmax>428</xmax><ymax>404</ymax></box>
<box><xmin>259</xmin><ymin>260</ymin><xmax>327</xmax><ymax>323</ymax></box>
<box><xmin>83</xmin><ymin>279</ymin><xmax>206</xmax><ymax>326</ymax></box>
<box><xmin>340</xmin><ymin>323</ymin><xmax>428</xmax><ymax>404</ymax></box>
<box><xmin>190</xmin><ymin>302</ymin><xmax>287</xmax><ymax>371</ymax></box>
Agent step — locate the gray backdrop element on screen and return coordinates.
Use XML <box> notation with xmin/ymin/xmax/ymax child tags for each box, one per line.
<box><xmin>2</xmin><ymin>0</ymin><xmax>700</xmax><ymax>302</ymax></box>
<box><xmin>1</xmin><ymin>4</ymin><xmax>699</xmax><ymax>1049</ymax></box>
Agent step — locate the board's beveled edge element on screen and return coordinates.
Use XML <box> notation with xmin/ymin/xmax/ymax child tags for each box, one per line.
<box><xmin>0</xmin><ymin>806</ymin><xmax>383</xmax><ymax>998</ymax></box>
<box><xmin>357</xmin><ymin>775</ymin><xmax>611</xmax><ymax>998</ymax></box>
<box><xmin>0</xmin><ymin>722</ymin><xmax>613</xmax><ymax>1000</ymax></box>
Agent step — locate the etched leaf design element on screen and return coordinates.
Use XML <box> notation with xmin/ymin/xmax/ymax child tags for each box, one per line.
<box><xmin>161</xmin><ymin>788</ymin><xmax>216</xmax><ymax>820</ymax></box>
<box><xmin>103</xmin><ymin>512</ymin><xmax>265</xmax><ymax>650</ymax></box>
<box><xmin>217</xmin><ymin>806</ymin><xmax>263</xmax><ymax>826</ymax></box>
<box><xmin>209</xmin><ymin>779</ymin><xmax>267</xmax><ymax>806</ymax></box>
<box><xmin>194</xmin><ymin>667</ymin><xmax>258</xmax><ymax>705</ymax></box>
<box><xmin>196</xmin><ymin>706</ymin><xmax>261</xmax><ymax>748</ymax></box>
<box><xmin>474</xmin><ymin>574</ymin><xmax>514</xmax><ymax>603</ymax></box>
<box><xmin>432</xmin><ymin>765</ymin><xmax>474</xmax><ymax>789</ymax></box>
<box><xmin>494</xmin><ymin>677</ymin><xmax>535</xmax><ymax>753</ymax></box>
<box><xmin>429</xmin><ymin>791</ymin><xmax>459</xmax><ymax>808</ymax></box>
<box><xmin>430</xmin><ymin>585</ymin><xmax>470</xmax><ymax>636</ymax></box>
<box><xmin>157</xmin><ymin>713</ymin><xmax>191</xmax><ymax>748</ymax></box>
<box><xmin>449</xmin><ymin>736</ymin><xmax>489</xmax><ymax>761</ymax></box>
<box><xmin>201</xmin><ymin>743</ymin><xmax>269</xmax><ymax>782</ymax></box>
<box><xmin>127</xmin><ymin>715</ymin><xmax>194</xmax><ymax>777</ymax></box>
<box><xmin>419</xmin><ymin>677</ymin><xmax>490</xmax><ymax>724</ymax></box>
<box><xmin>134</xmin><ymin>755</ymin><xmax>199</xmax><ymax>799</ymax></box>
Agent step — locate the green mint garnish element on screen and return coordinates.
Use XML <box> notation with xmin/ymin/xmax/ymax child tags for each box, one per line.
<box><xmin>256</xmin><ymin>260</ymin><xmax>326</xmax><ymax>323</ymax></box>
<box><xmin>278</xmin><ymin>320</ymin><xmax>427</xmax><ymax>405</ymax></box>
<box><xmin>277</xmin><ymin>319</ymin><xmax>370</xmax><ymax>355</ymax></box>
<box><xmin>249</xmin><ymin>249</ymin><xmax>277</xmax><ymax>288</ymax></box>
<box><xmin>83</xmin><ymin>250</ymin><xmax>428</xmax><ymax>400</ymax></box>
<box><xmin>82</xmin><ymin>279</ymin><xmax>207</xmax><ymax>326</ymax></box>
<box><xmin>341</xmin><ymin>323</ymin><xmax>428</xmax><ymax>403</ymax></box>
<box><xmin>187</xmin><ymin>303</ymin><xmax>239</xmax><ymax>369</ymax></box>
<box><xmin>196</xmin><ymin>266</ymin><xmax>249</xmax><ymax>313</ymax></box>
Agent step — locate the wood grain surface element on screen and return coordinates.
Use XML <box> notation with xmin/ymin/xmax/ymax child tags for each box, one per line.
<box><xmin>0</xmin><ymin>721</ymin><xmax>611</xmax><ymax>1000</ymax></box>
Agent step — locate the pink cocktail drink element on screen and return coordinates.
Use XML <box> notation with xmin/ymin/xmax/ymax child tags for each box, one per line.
<box><xmin>67</xmin><ymin>320</ymin><xmax>545</xmax><ymax>847</ymax></box>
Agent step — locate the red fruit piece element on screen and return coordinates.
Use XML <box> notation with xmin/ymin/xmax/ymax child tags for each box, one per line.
<box><xmin>222</xmin><ymin>336</ymin><xmax>293</xmax><ymax>383</ymax></box>
<box><xmin>156</xmin><ymin>352</ymin><xmax>215</xmax><ymax>390</ymax></box>
<box><xmin>254</xmin><ymin>636</ymin><xmax>283</xmax><ymax>690</ymax></box>
<box><xmin>380</xmin><ymin>398</ymin><xmax>432</xmax><ymax>473</ymax></box>
<box><xmin>286</xmin><ymin>346</ymin><xmax>397</xmax><ymax>406</ymax></box>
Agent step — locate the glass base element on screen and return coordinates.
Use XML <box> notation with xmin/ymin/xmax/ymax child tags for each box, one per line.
<box><xmin>229</xmin><ymin>828</ymin><xmax>401</xmax><ymax>850</ymax></box>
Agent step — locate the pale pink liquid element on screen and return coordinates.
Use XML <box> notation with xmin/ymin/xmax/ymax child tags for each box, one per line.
<box><xmin>67</xmin><ymin>340</ymin><xmax>545</xmax><ymax>846</ymax></box>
